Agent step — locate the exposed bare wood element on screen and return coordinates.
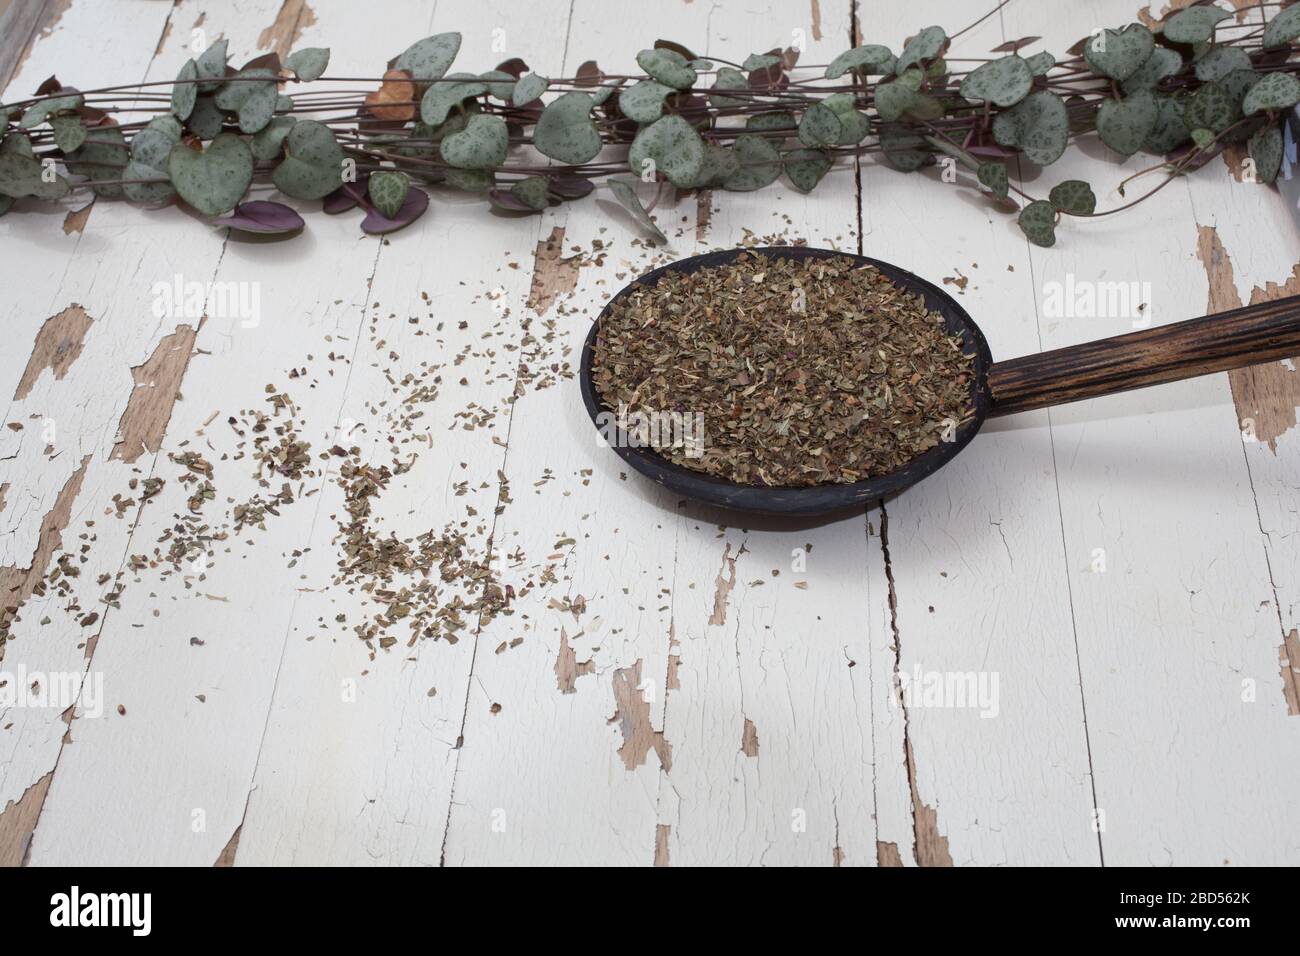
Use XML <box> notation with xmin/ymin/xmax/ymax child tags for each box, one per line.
<box><xmin>256</xmin><ymin>0</ymin><xmax>317</xmax><ymax>58</ymax></box>
<box><xmin>1196</xmin><ymin>226</ymin><xmax>1300</xmax><ymax>450</ymax></box>
<box><xmin>0</xmin><ymin>770</ymin><xmax>53</xmax><ymax>867</ymax></box>
<box><xmin>14</xmin><ymin>304</ymin><xmax>93</xmax><ymax>401</ymax></box>
<box><xmin>1281</xmin><ymin>630</ymin><xmax>1300</xmax><ymax>717</ymax></box>
<box><xmin>610</xmin><ymin>660</ymin><xmax>671</xmax><ymax>771</ymax></box>
<box><xmin>525</xmin><ymin>226</ymin><xmax>580</xmax><ymax>316</ymax></box>
<box><xmin>109</xmin><ymin>325</ymin><xmax>198</xmax><ymax>463</ymax></box>
<box><xmin>0</xmin><ymin>455</ymin><xmax>90</xmax><ymax>660</ymax></box>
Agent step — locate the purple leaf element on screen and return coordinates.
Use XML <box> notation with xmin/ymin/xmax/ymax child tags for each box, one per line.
<box><xmin>211</xmin><ymin>200</ymin><xmax>305</xmax><ymax>234</ymax></box>
<box><xmin>488</xmin><ymin>188</ymin><xmax>538</xmax><ymax>213</ymax></box>
<box><xmin>323</xmin><ymin>176</ymin><xmax>370</xmax><ymax>214</ymax></box>
<box><xmin>967</xmin><ymin>144</ymin><xmax>1016</xmax><ymax>159</ymax></box>
<box><xmin>361</xmin><ymin>185</ymin><xmax>429</xmax><ymax>234</ymax></box>
<box><xmin>547</xmin><ymin>174</ymin><xmax>594</xmax><ymax>200</ymax></box>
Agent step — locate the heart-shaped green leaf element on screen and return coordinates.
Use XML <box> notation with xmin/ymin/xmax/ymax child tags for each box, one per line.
<box><xmin>961</xmin><ymin>55</ymin><xmax>1033</xmax><ymax>107</ymax></box>
<box><xmin>196</xmin><ymin>39</ymin><xmax>228</xmax><ymax>92</ymax></box>
<box><xmin>747</xmin><ymin>111</ymin><xmax>796</xmax><ymax>132</ymax></box>
<box><xmin>992</xmin><ymin>90</ymin><xmax>1069</xmax><ymax>165</ymax></box>
<box><xmin>742</xmin><ymin>53</ymin><xmax>781</xmax><ymax>72</ymax></box>
<box><xmin>167</xmin><ymin>132</ymin><xmax>253</xmax><ymax>215</ymax></box>
<box><xmin>1097</xmin><ymin>89</ymin><xmax>1158</xmax><ymax>156</ymax></box>
<box><xmin>1163</xmin><ymin>6</ymin><xmax>1230</xmax><ymax>45</ymax></box>
<box><xmin>445</xmin><ymin>168</ymin><xmax>493</xmax><ymax>192</ymax></box>
<box><xmin>1264</xmin><ymin>4</ymin><xmax>1300</xmax><ymax>48</ymax></box>
<box><xmin>1248</xmin><ymin>124</ymin><xmax>1283</xmax><ymax>184</ymax></box>
<box><xmin>510</xmin><ymin>176</ymin><xmax>550</xmax><ymax>210</ymax></box>
<box><xmin>188</xmin><ymin>96</ymin><xmax>225</xmax><ymax>139</ymax></box>
<box><xmin>875</xmin><ymin>82</ymin><xmax>917</xmax><ymax>122</ymax></box>
<box><xmin>440</xmin><ymin>113</ymin><xmax>508</xmax><ymax>168</ymax></box>
<box><xmin>286</xmin><ymin>47</ymin><xmax>330</xmax><ymax>81</ymax></box>
<box><xmin>20</xmin><ymin>90</ymin><xmax>83</xmax><ymax>129</ymax></box>
<box><xmin>1185</xmin><ymin>80</ymin><xmax>1235</xmax><ymax>130</ymax></box>
<box><xmin>1122</xmin><ymin>47</ymin><xmax>1183</xmax><ymax>94</ymax></box>
<box><xmin>396</xmin><ymin>33</ymin><xmax>462</xmax><ymax>80</ymax></box>
<box><xmin>977</xmin><ymin>162</ymin><xmax>1008</xmax><ymax>200</ymax></box>
<box><xmin>798</xmin><ymin>101</ymin><xmax>842</xmax><ymax>146</ymax></box>
<box><xmin>825</xmin><ymin>44</ymin><xmax>895</xmax><ymax>78</ymax></box>
<box><xmin>722</xmin><ymin>134</ymin><xmax>780</xmax><ymax>191</ymax></box>
<box><xmin>420</xmin><ymin>73</ymin><xmax>487</xmax><ymax>126</ymax></box>
<box><xmin>513</xmin><ymin>73</ymin><xmax>548</xmax><ymax>106</ymax></box>
<box><xmin>1144</xmin><ymin>95</ymin><xmax>1189</xmax><ymax>153</ymax></box>
<box><xmin>629</xmin><ymin>114</ymin><xmax>704</xmax><ymax>186</ymax></box>
<box><xmin>879</xmin><ymin>128</ymin><xmax>928</xmax><ymax>171</ymax></box>
<box><xmin>1193</xmin><ymin>46</ymin><xmax>1248</xmax><ymax>83</ymax></box>
<box><xmin>1083</xmin><ymin>24</ymin><xmax>1154</xmax><ymax>81</ymax></box>
<box><xmin>708</xmin><ymin>68</ymin><xmax>747</xmax><ymax>108</ymax></box>
<box><xmin>131</xmin><ymin>126</ymin><xmax>176</xmax><ymax>169</ymax></box>
<box><xmin>1018</xmin><ymin>199</ymin><xmax>1056</xmax><ymax>247</ymax></box>
<box><xmin>272</xmin><ymin>119</ymin><xmax>344</xmax><ymax>199</ymax></box>
<box><xmin>1242</xmin><ymin>72</ymin><xmax>1300</xmax><ymax>115</ymax></box>
<box><xmin>123</xmin><ymin>160</ymin><xmax>176</xmax><ymax>204</ymax></box>
<box><xmin>67</xmin><ymin>127</ymin><xmax>128</xmax><ymax>196</ymax></box>
<box><xmin>0</xmin><ymin>151</ymin><xmax>70</xmax><ymax>199</ymax></box>
<box><xmin>620</xmin><ymin>80</ymin><xmax>674</xmax><ymax>123</ymax></box>
<box><xmin>784</xmin><ymin>148</ymin><xmax>831</xmax><ymax>192</ymax></box>
<box><xmin>1025</xmin><ymin>52</ymin><xmax>1055</xmax><ymax>76</ymax></box>
<box><xmin>636</xmin><ymin>48</ymin><xmax>696</xmax><ymax>89</ymax></box>
<box><xmin>368</xmin><ymin>170</ymin><xmax>409</xmax><ymax>218</ymax></box>
<box><xmin>1048</xmin><ymin>179</ymin><xmax>1095</xmax><ymax>215</ymax></box>
<box><xmin>822</xmin><ymin>93</ymin><xmax>869</xmax><ymax>144</ymax></box>
<box><xmin>896</xmin><ymin>26</ymin><xmax>947</xmax><ymax>73</ymax></box>
<box><xmin>214</xmin><ymin>68</ymin><xmax>279</xmax><ymax>134</ymax></box>
<box><xmin>172</xmin><ymin>60</ymin><xmax>198</xmax><ymax>120</ymax></box>
<box><xmin>533</xmin><ymin>92</ymin><xmax>601</xmax><ymax>164</ymax></box>
<box><xmin>251</xmin><ymin>115</ymin><xmax>296</xmax><ymax>160</ymax></box>
<box><xmin>51</xmin><ymin>116</ymin><xmax>86</xmax><ymax>152</ymax></box>
<box><xmin>479</xmin><ymin>70</ymin><xmax>517</xmax><ymax>102</ymax></box>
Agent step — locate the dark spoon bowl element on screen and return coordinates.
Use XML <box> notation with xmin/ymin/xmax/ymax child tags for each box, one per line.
<box><xmin>578</xmin><ymin>246</ymin><xmax>994</xmax><ymax>518</ymax></box>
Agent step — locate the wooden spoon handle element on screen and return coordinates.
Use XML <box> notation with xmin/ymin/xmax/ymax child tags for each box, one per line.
<box><xmin>986</xmin><ymin>294</ymin><xmax>1300</xmax><ymax>417</ymax></box>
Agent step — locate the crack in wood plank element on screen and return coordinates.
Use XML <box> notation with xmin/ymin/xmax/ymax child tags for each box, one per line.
<box><xmin>695</xmin><ymin>190</ymin><xmax>712</xmax><ymax>242</ymax></box>
<box><xmin>14</xmin><ymin>304</ymin><xmax>93</xmax><ymax>400</ymax></box>
<box><xmin>879</xmin><ymin>506</ymin><xmax>952</xmax><ymax>866</ymax></box>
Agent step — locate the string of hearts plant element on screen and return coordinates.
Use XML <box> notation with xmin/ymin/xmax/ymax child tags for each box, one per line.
<box><xmin>2</xmin><ymin>1</ymin><xmax>1299</xmax><ymax>247</ymax></box>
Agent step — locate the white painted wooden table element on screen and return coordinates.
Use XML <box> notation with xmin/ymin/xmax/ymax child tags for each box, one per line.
<box><xmin>1</xmin><ymin>0</ymin><xmax>1297</xmax><ymax>867</ymax></box>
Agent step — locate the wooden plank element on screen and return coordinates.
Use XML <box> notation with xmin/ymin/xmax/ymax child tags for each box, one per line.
<box><xmin>231</xmin><ymin>0</ymin><xmax>573</xmax><ymax>866</ymax></box>
<box><xmin>0</xmin><ymin>0</ymin><xmax>49</xmax><ymax>93</ymax></box>
<box><xmin>851</xmin><ymin>0</ymin><xmax>1099</xmax><ymax>867</ymax></box>
<box><xmin>13</xmin><ymin>0</ymin><xmax>411</xmax><ymax>866</ymax></box>
<box><xmin>435</xmin><ymin>0</ymin><xmax>886</xmax><ymax>868</ymax></box>
<box><xmin>1000</xmin><ymin>0</ymin><xmax>1300</xmax><ymax>865</ymax></box>
<box><xmin>0</xmin><ymin>0</ymin><xmax>192</xmax><ymax>862</ymax></box>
